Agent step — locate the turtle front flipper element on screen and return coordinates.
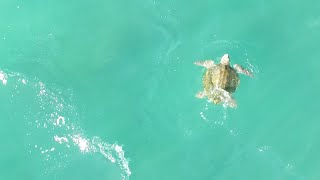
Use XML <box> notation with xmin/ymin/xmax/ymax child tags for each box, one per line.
<box><xmin>195</xmin><ymin>91</ymin><xmax>206</xmax><ymax>99</ymax></box>
<box><xmin>233</xmin><ymin>64</ymin><xmax>254</xmax><ymax>77</ymax></box>
<box><xmin>194</xmin><ymin>60</ymin><xmax>215</xmax><ymax>69</ymax></box>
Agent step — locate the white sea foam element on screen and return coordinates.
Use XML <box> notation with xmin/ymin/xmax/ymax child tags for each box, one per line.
<box><xmin>0</xmin><ymin>68</ymin><xmax>131</xmax><ymax>179</ymax></box>
<box><xmin>0</xmin><ymin>70</ymin><xmax>8</xmax><ymax>85</ymax></box>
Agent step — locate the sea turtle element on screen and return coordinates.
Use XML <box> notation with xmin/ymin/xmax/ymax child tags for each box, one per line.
<box><xmin>194</xmin><ymin>54</ymin><xmax>253</xmax><ymax>108</ymax></box>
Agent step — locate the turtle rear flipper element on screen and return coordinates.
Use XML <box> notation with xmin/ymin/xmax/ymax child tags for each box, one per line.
<box><xmin>195</xmin><ymin>91</ymin><xmax>206</xmax><ymax>99</ymax></box>
<box><xmin>194</xmin><ymin>60</ymin><xmax>215</xmax><ymax>69</ymax></box>
<box><xmin>224</xmin><ymin>97</ymin><xmax>237</xmax><ymax>108</ymax></box>
<box><xmin>233</xmin><ymin>64</ymin><xmax>254</xmax><ymax>77</ymax></box>
<box><xmin>214</xmin><ymin>88</ymin><xmax>237</xmax><ymax>108</ymax></box>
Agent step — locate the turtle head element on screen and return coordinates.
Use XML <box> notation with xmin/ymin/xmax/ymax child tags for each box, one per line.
<box><xmin>220</xmin><ymin>54</ymin><xmax>230</xmax><ymax>65</ymax></box>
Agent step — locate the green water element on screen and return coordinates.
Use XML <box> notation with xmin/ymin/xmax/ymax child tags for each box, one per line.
<box><xmin>1</xmin><ymin>0</ymin><xmax>319</xmax><ymax>179</ymax></box>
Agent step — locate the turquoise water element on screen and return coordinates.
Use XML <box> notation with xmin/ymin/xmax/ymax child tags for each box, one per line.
<box><xmin>1</xmin><ymin>0</ymin><xmax>319</xmax><ymax>179</ymax></box>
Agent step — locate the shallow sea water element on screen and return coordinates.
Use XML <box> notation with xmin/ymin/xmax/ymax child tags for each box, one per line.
<box><xmin>1</xmin><ymin>0</ymin><xmax>320</xmax><ymax>179</ymax></box>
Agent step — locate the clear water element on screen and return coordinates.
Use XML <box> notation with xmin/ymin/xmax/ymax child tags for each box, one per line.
<box><xmin>1</xmin><ymin>0</ymin><xmax>319</xmax><ymax>179</ymax></box>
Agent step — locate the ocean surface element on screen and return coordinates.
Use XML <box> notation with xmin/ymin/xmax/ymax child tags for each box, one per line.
<box><xmin>1</xmin><ymin>0</ymin><xmax>319</xmax><ymax>179</ymax></box>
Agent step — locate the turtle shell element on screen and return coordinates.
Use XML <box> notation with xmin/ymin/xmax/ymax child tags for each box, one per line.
<box><xmin>202</xmin><ymin>64</ymin><xmax>240</xmax><ymax>103</ymax></box>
